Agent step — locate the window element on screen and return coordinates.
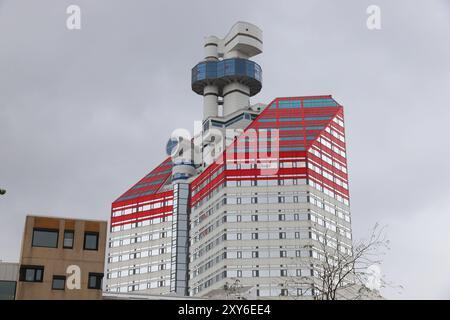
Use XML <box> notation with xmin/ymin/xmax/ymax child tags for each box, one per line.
<box><xmin>158</xmin><ymin>280</ymin><xmax>165</xmax><ymax>287</ymax></box>
<box><xmin>251</xmin><ymin>215</ymin><xmax>258</xmax><ymax>222</ymax></box>
<box><xmin>128</xmin><ymin>268</ymin><xmax>138</xmax><ymax>276</ymax></box>
<box><xmin>281</xmin><ymin>288</ymin><xmax>288</xmax><ymax>296</ymax></box>
<box><xmin>237</xmin><ymin>270</ymin><xmax>242</xmax><ymax>278</ymax></box>
<box><xmin>252</xmin><ymin>251</ymin><xmax>259</xmax><ymax>258</ymax></box>
<box><xmin>52</xmin><ymin>275</ymin><xmax>66</xmax><ymax>290</ymax></box>
<box><xmin>128</xmin><ymin>284</ymin><xmax>138</xmax><ymax>292</ymax></box>
<box><xmin>88</xmin><ymin>273</ymin><xmax>103</xmax><ymax>289</ymax></box>
<box><xmin>252</xmin><ymin>270</ymin><xmax>259</xmax><ymax>277</ymax></box>
<box><xmin>0</xmin><ymin>281</ymin><xmax>16</xmax><ymax>300</ymax></box>
<box><xmin>280</xmin><ymin>269</ymin><xmax>288</xmax><ymax>277</ymax></box>
<box><xmin>32</xmin><ymin>228</ymin><xmax>58</xmax><ymax>248</ymax></box>
<box><xmin>279</xmin><ymin>232</ymin><xmax>286</xmax><ymax>239</ymax></box>
<box><xmin>63</xmin><ymin>230</ymin><xmax>74</xmax><ymax>249</ymax></box>
<box><xmin>280</xmin><ymin>250</ymin><xmax>287</xmax><ymax>258</ymax></box>
<box><xmin>84</xmin><ymin>232</ymin><xmax>99</xmax><ymax>250</ymax></box>
<box><xmin>251</xmin><ymin>233</ymin><xmax>258</xmax><ymax>240</ymax></box>
<box><xmin>278</xmin><ymin>214</ymin><xmax>285</xmax><ymax>221</ymax></box>
<box><xmin>19</xmin><ymin>266</ymin><xmax>44</xmax><ymax>282</ymax></box>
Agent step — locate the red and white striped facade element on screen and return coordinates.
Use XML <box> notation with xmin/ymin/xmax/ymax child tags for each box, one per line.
<box><xmin>104</xmin><ymin>96</ymin><xmax>353</xmax><ymax>298</ymax></box>
<box><xmin>104</xmin><ymin>23</ymin><xmax>353</xmax><ymax>299</ymax></box>
<box><xmin>188</xmin><ymin>96</ymin><xmax>352</xmax><ymax>298</ymax></box>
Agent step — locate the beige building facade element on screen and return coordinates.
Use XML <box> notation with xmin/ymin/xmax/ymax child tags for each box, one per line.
<box><xmin>16</xmin><ymin>215</ymin><xmax>107</xmax><ymax>300</ymax></box>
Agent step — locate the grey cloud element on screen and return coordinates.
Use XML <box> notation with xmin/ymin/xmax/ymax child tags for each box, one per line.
<box><xmin>1</xmin><ymin>0</ymin><xmax>449</xmax><ymax>299</ymax></box>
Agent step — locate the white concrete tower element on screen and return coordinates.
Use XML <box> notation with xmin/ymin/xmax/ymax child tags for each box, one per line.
<box><xmin>192</xmin><ymin>22</ymin><xmax>263</xmax><ymax>121</ymax></box>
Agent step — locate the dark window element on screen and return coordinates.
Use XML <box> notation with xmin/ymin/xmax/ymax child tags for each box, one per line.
<box><xmin>63</xmin><ymin>230</ymin><xmax>74</xmax><ymax>249</ymax></box>
<box><xmin>32</xmin><ymin>228</ymin><xmax>58</xmax><ymax>248</ymax></box>
<box><xmin>0</xmin><ymin>281</ymin><xmax>17</xmax><ymax>300</ymax></box>
<box><xmin>19</xmin><ymin>266</ymin><xmax>44</xmax><ymax>282</ymax></box>
<box><xmin>52</xmin><ymin>275</ymin><xmax>66</xmax><ymax>290</ymax></box>
<box><xmin>88</xmin><ymin>273</ymin><xmax>103</xmax><ymax>289</ymax></box>
<box><xmin>84</xmin><ymin>232</ymin><xmax>99</xmax><ymax>250</ymax></box>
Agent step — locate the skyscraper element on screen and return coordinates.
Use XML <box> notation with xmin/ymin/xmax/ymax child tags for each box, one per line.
<box><xmin>105</xmin><ymin>22</ymin><xmax>352</xmax><ymax>299</ymax></box>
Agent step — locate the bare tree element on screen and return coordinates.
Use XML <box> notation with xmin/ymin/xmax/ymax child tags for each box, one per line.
<box><xmin>222</xmin><ymin>279</ymin><xmax>247</xmax><ymax>300</ymax></box>
<box><xmin>280</xmin><ymin>223</ymin><xmax>400</xmax><ymax>300</ymax></box>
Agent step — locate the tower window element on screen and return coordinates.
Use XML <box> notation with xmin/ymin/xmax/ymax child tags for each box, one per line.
<box><xmin>52</xmin><ymin>276</ymin><xmax>66</xmax><ymax>290</ymax></box>
<box><xmin>63</xmin><ymin>230</ymin><xmax>74</xmax><ymax>249</ymax></box>
<box><xmin>88</xmin><ymin>273</ymin><xmax>103</xmax><ymax>290</ymax></box>
<box><xmin>84</xmin><ymin>232</ymin><xmax>99</xmax><ymax>250</ymax></box>
<box><xmin>32</xmin><ymin>228</ymin><xmax>59</xmax><ymax>248</ymax></box>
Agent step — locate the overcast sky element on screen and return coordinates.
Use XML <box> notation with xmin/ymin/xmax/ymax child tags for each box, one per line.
<box><xmin>1</xmin><ymin>0</ymin><xmax>449</xmax><ymax>299</ymax></box>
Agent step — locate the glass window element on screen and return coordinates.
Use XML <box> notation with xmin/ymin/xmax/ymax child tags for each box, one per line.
<box><xmin>224</xmin><ymin>59</ymin><xmax>235</xmax><ymax>76</ymax></box>
<box><xmin>19</xmin><ymin>266</ymin><xmax>44</xmax><ymax>282</ymax></box>
<box><xmin>84</xmin><ymin>232</ymin><xmax>99</xmax><ymax>250</ymax></box>
<box><xmin>63</xmin><ymin>230</ymin><xmax>74</xmax><ymax>249</ymax></box>
<box><xmin>88</xmin><ymin>273</ymin><xmax>103</xmax><ymax>290</ymax></box>
<box><xmin>25</xmin><ymin>269</ymin><xmax>34</xmax><ymax>281</ymax></box>
<box><xmin>52</xmin><ymin>276</ymin><xmax>66</xmax><ymax>290</ymax></box>
<box><xmin>0</xmin><ymin>281</ymin><xmax>16</xmax><ymax>300</ymax></box>
<box><xmin>32</xmin><ymin>228</ymin><xmax>58</xmax><ymax>248</ymax></box>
